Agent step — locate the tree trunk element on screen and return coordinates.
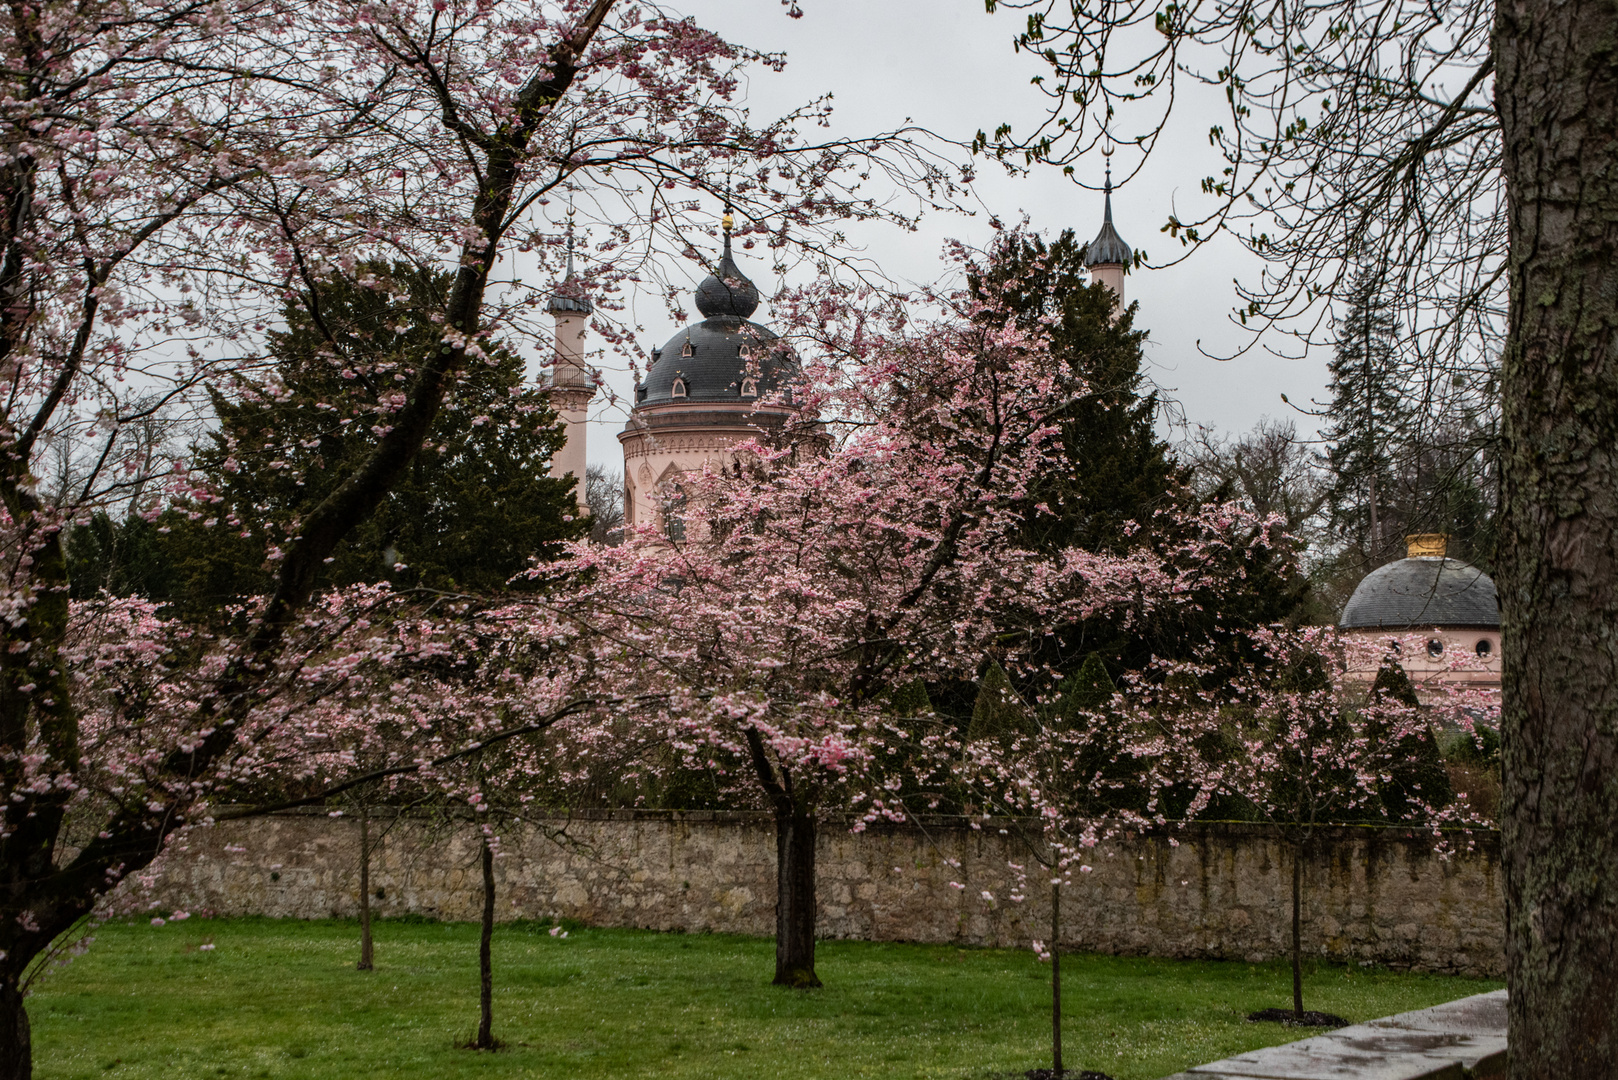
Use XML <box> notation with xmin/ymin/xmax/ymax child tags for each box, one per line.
<box><xmin>1051</xmin><ymin>880</ymin><xmax>1063</xmax><ymax>1076</ymax></box>
<box><xmin>772</xmin><ymin>809</ymin><xmax>820</xmax><ymax>988</ymax></box>
<box><xmin>357</xmin><ymin>803</ymin><xmax>374</xmax><ymax>971</ymax></box>
<box><xmin>1291</xmin><ymin>844</ymin><xmax>1304</xmax><ymax>1020</ymax></box>
<box><xmin>0</xmin><ymin>978</ymin><xmax>29</xmax><ymax>1080</ymax></box>
<box><xmin>476</xmin><ymin>837</ymin><xmax>495</xmax><ymax>1049</ymax></box>
<box><xmin>1495</xmin><ymin>0</ymin><xmax>1618</xmax><ymax>1073</ymax></box>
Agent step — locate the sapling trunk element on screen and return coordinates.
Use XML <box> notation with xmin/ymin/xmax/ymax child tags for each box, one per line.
<box><xmin>1051</xmin><ymin>879</ymin><xmax>1063</xmax><ymax>1076</ymax></box>
<box><xmin>357</xmin><ymin>802</ymin><xmax>374</xmax><ymax>971</ymax></box>
<box><xmin>772</xmin><ymin>809</ymin><xmax>820</xmax><ymax>988</ymax></box>
<box><xmin>1292</xmin><ymin>843</ymin><xmax>1304</xmax><ymax>1020</ymax></box>
<box><xmin>476</xmin><ymin>837</ymin><xmax>496</xmax><ymax>1049</ymax></box>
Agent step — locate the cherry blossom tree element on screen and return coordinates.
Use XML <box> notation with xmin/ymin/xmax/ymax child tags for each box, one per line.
<box><xmin>1130</xmin><ymin>627</ymin><xmax>1498</xmax><ymax>1024</ymax></box>
<box><xmin>203</xmin><ymin>589</ymin><xmax>642</xmax><ymax>1047</ymax></box>
<box><xmin>0</xmin><ymin>1</ymin><xmax>953</xmax><ymax>1072</ymax></box>
<box><xmin>535</xmin><ymin>243</ymin><xmax>1287</xmax><ymax>990</ymax></box>
<box><xmin>951</xmin><ymin>507</ymin><xmax>1287</xmax><ymax>1076</ymax></box>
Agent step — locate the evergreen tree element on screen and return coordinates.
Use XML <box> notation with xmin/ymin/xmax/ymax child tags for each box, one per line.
<box><xmin>970</xmin><ymin>228</ymin><xmax>1178</xmax><ymax>553</ymax></box>
<box><xmin>968</xmin><ymin>658</ymin><xmax>1034</xmax><ymax>741</ymax></box>
<box><xmin>974</xmin><ymin>228</ymin><xmax>1311</xmax><ymax>693</ymax></box>
<box><xmin>76</xmin><ymin>264</ymin><xmax>586</xmax><ymax>614</ymax></box>
<box><xmin>1315</xmin><ymin>267</ymin><xmax>1499</xmax><ymax>602</ymax></box>
<box><xmin>1366</xmin><ymin>661</ymin><xmax>1454</xmax><ymax>821</ymax></box>
<box><xmin>1321</xmin><ymin>267</ymin><xmax>1407</xmax><ymax>566</ymax></box>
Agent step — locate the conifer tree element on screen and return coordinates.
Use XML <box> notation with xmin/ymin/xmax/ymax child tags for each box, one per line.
<box><xmin>75</xmin><ymin>265</ymin><xmax>588</xmax><ymax>613</ymax></box>
<box><xmin>969</xmin><ymin>228</ymin><xmax>1177</xmax><ymax>553</ymax></box>
<box><xmin>969</xmin><ymin>659</ymin><xmax>1034</xmax><ymax>741</ymax></box>
<box><xmin>1321</xmin><ymin>268</ymin><xmax>1407</xmax><ymax>567</ymax></box>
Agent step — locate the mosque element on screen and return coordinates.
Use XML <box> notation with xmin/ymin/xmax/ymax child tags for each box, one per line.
<box><xmin>542</xmin><ymin>183</ymin><xmax>1136</xmax><ymax>532</ymax></box>
<box><xmin>542</xmin><ymin>186</ymin><xmax>1501</xmax><ymax>700</ymax></box>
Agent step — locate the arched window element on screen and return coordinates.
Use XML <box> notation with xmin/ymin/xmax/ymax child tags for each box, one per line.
<box><xmin>1476</xmin><ymin>638</ymin><xmax>1493</xmax><ymax>657</ymax></box>
<box><xmin>662</xmin><ymin>484</ymin><xmax>688</xmax><ymax>543</ymax></box>
<box><xmin>680</xmin><ymin>339</ymin><xmax>694</xmax><ymax>358</ymax></box>
<box><xmin>672</xmin><ymin>378</ymin><xmax>687</xmax><ymax>398</ymax></box>
<box><xmin>740</xmin><ymin>377</ymin><xmax>758</xmax><ymax>397</ymax></box>
<box><xmin>1427</xmin><ymin>639</ymin><xmax>1445</xmax><ymax>658</ymax></box>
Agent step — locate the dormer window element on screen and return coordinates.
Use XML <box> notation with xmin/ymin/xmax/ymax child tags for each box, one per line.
<box><xmin>739</xmin><ymin>344</ymin><xmax>753</xmax><ymax>361</ymax></box>
<box><xmin>680</xmin><ymin>339</ymin><xmax>694</xmax><ymax>358</ymax></box>
<box><xmin>671</xmin><ymin>377</ymin><xmax>688</xmax><ymax>398</ymax></box>
<box><xmin>740</xmin><ymin>377</ymin><xmax>758</xmax><ymax>397</ymax></box>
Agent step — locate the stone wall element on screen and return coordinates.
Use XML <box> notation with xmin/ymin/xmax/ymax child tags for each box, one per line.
<box><xmin>145</xmin><ymin>811</ymin><xmax>1504</xmax><ymax>977</ymax></box>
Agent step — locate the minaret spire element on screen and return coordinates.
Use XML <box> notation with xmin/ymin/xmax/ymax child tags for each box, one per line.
<box><xmin>1084</xmin><ymin>145</ymin><xmax>1133</xmax><ymax>311</ymax></box>
<box><xmin>565</xmin><ymin>210</ymin><xmax>577</xmax><ymax>280</ymax></box>
<box><xmin>1103</xmin><ymin>153</ymin><xmax>1114</xmax><ymax>223</ymax></box>
<box><xmin>547</xmin><ymin>211</ymin><xmax>594</xmax><ymax>515</ymax></box>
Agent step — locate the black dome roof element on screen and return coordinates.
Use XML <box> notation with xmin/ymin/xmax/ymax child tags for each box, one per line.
<box><xmin>634</xmin><ymin>229</ymin><xmax>796</xmax><ymax>407</ymax></box>
<box><xmin>638</xmin><ymin>317</ymin><xmax>793</xmax><ymax>405</ymax></box>
<box><xmin>1340</xmin><ymin>557</ymin><xmax>1500</xmax><ymax>630</ymax></box>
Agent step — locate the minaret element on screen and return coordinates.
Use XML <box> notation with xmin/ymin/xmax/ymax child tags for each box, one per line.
<box><xmin>1083</xmin><ymin>155</ymin><xmax>1133</xmax><ymax>311</ymax></box>
<box><xmin>547</xmin><ymin>226</ymin><xmax>594</xmax><ymax>515</ymax></box>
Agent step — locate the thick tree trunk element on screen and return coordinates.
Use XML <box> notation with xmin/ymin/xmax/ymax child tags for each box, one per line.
<box><xmin>1051</xmin><ymin>880</ymin><xmax>1063</xmax><ymax>1075</ymax></box>
<box><xmin>772</xmin><ymin>810</ymin><xmax>820</xmax><ymax>988</ymax></box>
<box><xmin>0</xmin><ymin>978</ymin><xmax>28</xmax><ymax>1080</ymax></box>
<box><xmin>476</xmin><ymin>838</ymin><xmax>495</xmax><ymax>1049</ymax></box>
<box><xmin>1291</xmin><ymin>846</ymin><xmax>1304</xmax><ymax>1020</ymax></box>
<box><xmin>357</xmin><ymin>804</ymin><xmax>374</xmax><ymax>971</ymax></box>
<box><xmin>1495</xmin><ymin>0</ymin><xmax>1618</xmax><ymax>1074</ymax></box>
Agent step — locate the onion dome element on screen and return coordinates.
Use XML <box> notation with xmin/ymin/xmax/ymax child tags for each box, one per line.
<box><xmin>693</xmin><ymin>215</ymin><xmax>760</xmax><ymax>319</ymax></box>
<box><xmin>634</xmin><ymin>215</ymin><xmax>795</xmax><ymax>407</ymax></box>
<box><xmin>1083</xmin><ymin>159</ymin><xmax>1133</xmax><ymax>269</ymax></box>
<box><xmin>547</xmin><ymin>230</ymin><xmax>593</xmax><ymax>315</ymax></box>
<box><xmin>1339</xmin><ymin>535</ymin><xmax>1500</xmax><ymax>630</ymax></box>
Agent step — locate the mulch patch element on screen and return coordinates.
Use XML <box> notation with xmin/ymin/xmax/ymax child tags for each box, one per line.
<box><xmin>1246</xmin><ymin>1008</ymin><xmax>1349</xmax><ymax>1028</ymax></box>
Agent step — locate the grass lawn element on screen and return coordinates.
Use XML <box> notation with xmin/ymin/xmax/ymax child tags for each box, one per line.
<box><xmin>31</xmin><ymin>917</ymin><xmax>1500</xmax><ymax>1080</ymax></box>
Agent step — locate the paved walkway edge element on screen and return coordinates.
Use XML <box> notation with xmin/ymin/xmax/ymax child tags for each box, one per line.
<box><xmin>1160</xmin><ymin>989</ymin><xmax>1506</xmax><ymax>1080</ymax></box>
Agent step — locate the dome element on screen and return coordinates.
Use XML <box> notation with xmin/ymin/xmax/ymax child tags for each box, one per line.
<box><xmin>633</xmin><ymin>227</ymin><xmax>796</xmax><ymax>407</ymax></box>
<box><xmin>637</xmin><ymin>317</ymin><xmax>793</xmax><ymax>405</ymax></box>
<box><xmin>694</xmin><ymin>247</ymin><xmax>760</xmax><ymax>320</ymax></box>
<box><xmin>1339</xmin><ymin>556</ymin><xmax>1500</xmax><ymax>630</ymax></box>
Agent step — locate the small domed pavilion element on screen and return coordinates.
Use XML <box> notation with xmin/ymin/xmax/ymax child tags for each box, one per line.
<box><xmin>1338</xmin><ymin>534</ymin><xmax>1501</xmax><ymax>698</ymax></box>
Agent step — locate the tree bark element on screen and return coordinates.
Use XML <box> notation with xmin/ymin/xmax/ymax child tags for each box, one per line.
<box><xmin>1051</xmin><ymin>880</ymin><xmax>1063</xmax><ymax>1076</ymax></box>
<box><xmin>0</xmin><ymin>977</ymin><xmax>29</xmax><ymax>1080</ymax></box>
<box><xmin>357</xmin><ymin>803</ymin><xmax>374</xmax><ymax>971</ymax></box>
<box><xmin>1495</xmin><ymin>0</ymin><xmax>1618</xmax><ymax>1073</ymax></box>
<box><xmin>772</xmin><ymin>809</ymin><xmax>820</xmax><ymax>988</ymax></box>
<box><xmin>476</xmin><ymin>837</ymin><xmax>495</xmax><ymax>1049</ymax></box>
<box><xmin>1292</xmin><ymin>844</ymin><xmax>1304</xmax><ymax>1020</ymax></box>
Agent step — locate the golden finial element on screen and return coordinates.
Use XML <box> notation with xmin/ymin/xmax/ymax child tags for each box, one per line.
<box><xmin>1406</xmin><ymin>534</ymin><xmax>1448</xmax><ymax>558</ymax></box>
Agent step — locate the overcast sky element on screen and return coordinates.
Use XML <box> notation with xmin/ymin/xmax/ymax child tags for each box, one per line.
<box><xmin>577</xmin><ymin>0</ymin><xmax>1333</xmax><ymax>471</ymax></box>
